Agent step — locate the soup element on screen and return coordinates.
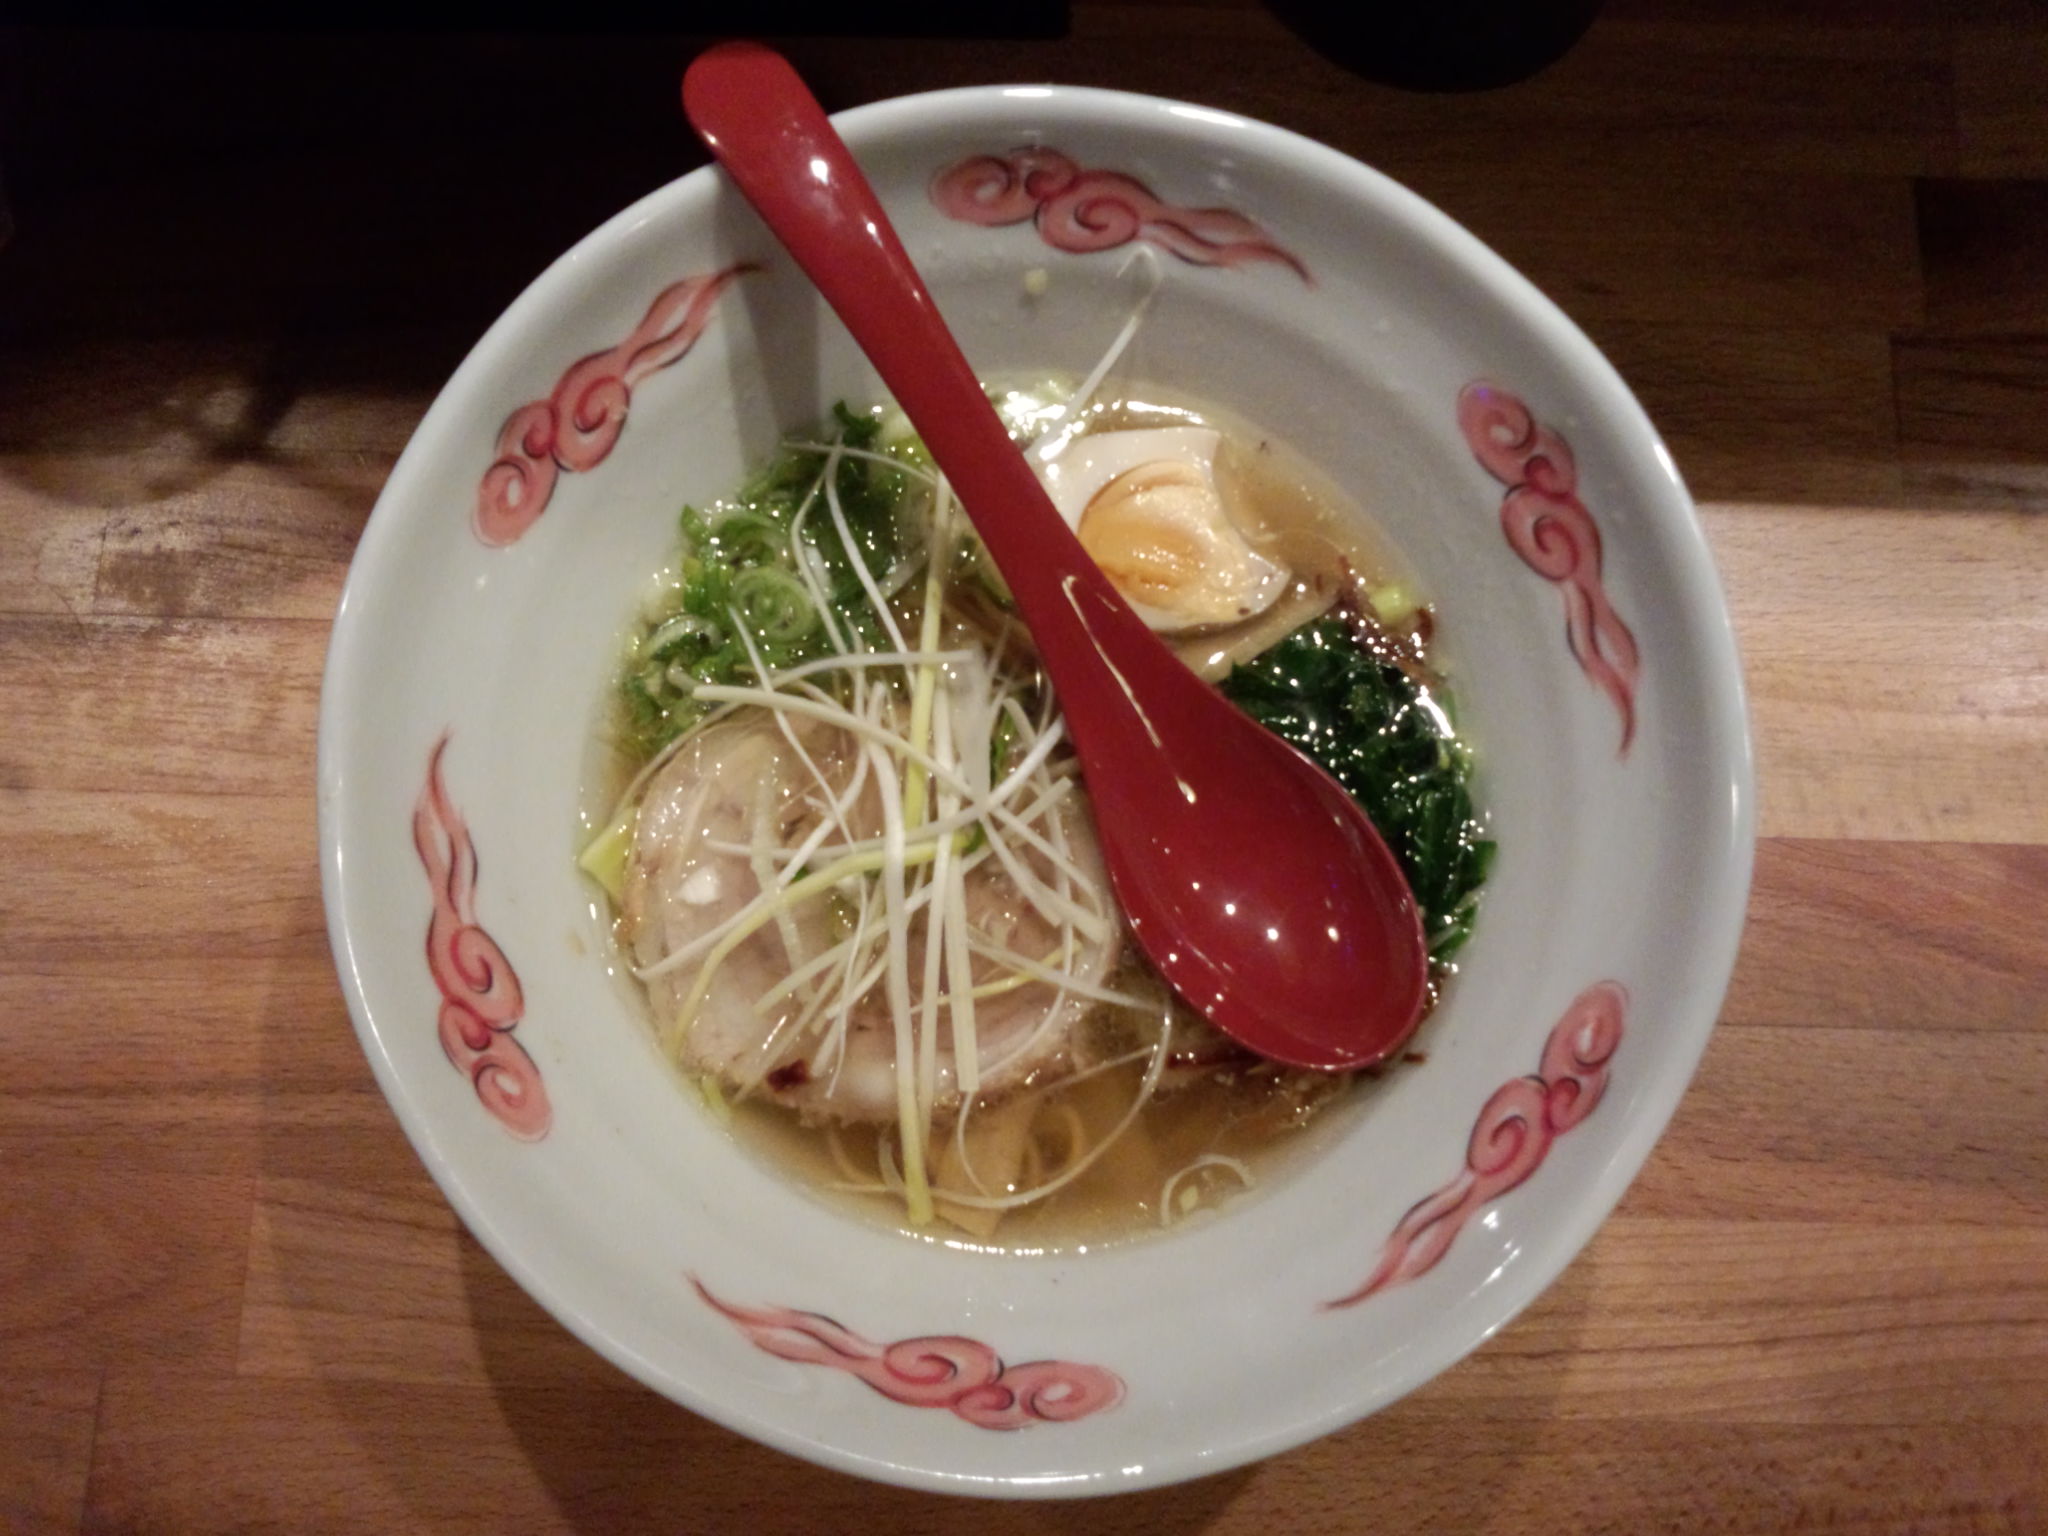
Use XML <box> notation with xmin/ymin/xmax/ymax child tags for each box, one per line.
<box><xmin>580</xmin><ymin>377</ymin><xmax>1491</xmax><ymax>1250</ymax></box>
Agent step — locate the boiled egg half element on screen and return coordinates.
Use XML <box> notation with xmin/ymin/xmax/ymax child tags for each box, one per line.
<box><xmin>1034</xmin><ymin>426</ymin><xmax>1291</xmax><ymax>632</ymax></box>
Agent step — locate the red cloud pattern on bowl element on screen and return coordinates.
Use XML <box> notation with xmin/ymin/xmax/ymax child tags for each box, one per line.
<box><xmin>694</xmin><ymin>1277</ymin><xmax>1125</xmax><ymax>1430</ymax></box>
<box><xmin>415</xmin><ymin>735</ymin><xmax>551</xmax><ymax>1139</ymax></box>
<box><xmin>1327</xmin><ymin>981</ymin><xmax>1627</xmax><ymax>1307</ymax></box>
<box><xmin>931</xmin><ymin>147</ymin><xmax>1310</xmax><ymax>283</ymax></box>
<box><xmin>1459</xmin><ymin>382</ymin><xmax>1642</xmax><ymax>754</ymax></box>
<box><xmin>475</xmin><ymin>265</ymin><xmax>752</xmax><ymax>546</ymax></box>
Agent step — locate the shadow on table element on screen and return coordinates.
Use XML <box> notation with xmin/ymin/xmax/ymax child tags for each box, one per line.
<box><xmin>453</xmin><ymin>1224</ymin><xmax>1583</xmax><ymax>1532</ymax></box>
<box><xmin>454</xmin><ymin>1236</ymin><xmax>1258</xmax><ymax>1531</ymax></box>
<box><xmin>0</xmin><ymin>27</ymin><xmax>695</xmax><ymax>517</ymax></box>
<box><xmin>247</xmin><ymin>918</ymin><xmax>1588</xmax><ymax>1536</ymax></box>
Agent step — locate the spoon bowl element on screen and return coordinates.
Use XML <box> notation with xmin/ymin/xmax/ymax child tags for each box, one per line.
<box><xmin>683</xmin><ymin>41</ymin><xmax>1428</xmax><ymax>1069</ymax></box>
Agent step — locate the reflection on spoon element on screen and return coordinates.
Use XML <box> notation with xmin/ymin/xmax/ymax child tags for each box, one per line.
<box><xmin>682</xmin><ymin>42</ymin><xmax>1429</xmax><ymax>1068</ymax></box>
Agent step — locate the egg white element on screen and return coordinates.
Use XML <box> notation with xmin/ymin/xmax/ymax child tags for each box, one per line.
<box><xmin>1035</xmin><ymin>426</ymin><xmax>1291</xmax><ymax>632</ymax></box>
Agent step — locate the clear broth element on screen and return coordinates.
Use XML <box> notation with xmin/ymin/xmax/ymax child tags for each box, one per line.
<box><xmin>595</xmin><ymin>384</ymin><xmax>1444</xmax><ymax>1255</ymax></box>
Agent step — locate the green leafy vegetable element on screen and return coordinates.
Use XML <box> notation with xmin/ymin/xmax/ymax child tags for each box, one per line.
<box><xmin>619</xmin><ymin>404</ymin><xmax>923</xmax><ymax>758</ymax></box>
<box><xmin>1220</xmin><ymin>616</ymin><xmax>1494</xmax><ymax>962</ymax></box>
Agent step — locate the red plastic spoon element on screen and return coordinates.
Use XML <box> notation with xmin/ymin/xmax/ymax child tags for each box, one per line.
<box><xmin>683</xmin><ymin>42</ymin><xmax>1428</xmax><ymax>1069</ymax></box>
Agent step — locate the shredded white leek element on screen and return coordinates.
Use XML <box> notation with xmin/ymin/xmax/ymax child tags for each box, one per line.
<box><xmin>597</xmin><ymin>289</ymin><xmax>1209</xmax><ymax>1234</ymax></box>
<box><xmin>1029</xmin><ymin>246</ymin><xmax>1163</xmax><ymax>466</ymax></box>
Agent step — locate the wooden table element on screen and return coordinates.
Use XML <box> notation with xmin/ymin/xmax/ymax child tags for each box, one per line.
<box><xmin>4</xmin><ymin>4</ymin><xmax>2046</xmax><ymax>1529</ymax></box>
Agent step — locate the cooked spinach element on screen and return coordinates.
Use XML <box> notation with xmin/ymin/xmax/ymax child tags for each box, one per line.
<box><xmin>1220</xmin><ymin>616</ymin><xmax>1494</xmax><ymax>961</ymax></box>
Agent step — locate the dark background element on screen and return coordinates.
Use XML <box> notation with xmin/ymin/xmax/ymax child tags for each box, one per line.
<box><xmin>2</xmin><ymin>2</ymin><xmax>2045</xmax><ymax>516</ymax></box>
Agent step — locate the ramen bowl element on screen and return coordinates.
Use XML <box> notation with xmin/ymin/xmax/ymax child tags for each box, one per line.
<box><xmin>319</xmin><ymin>82</ymin><xmax>1753</xmax><ymax>1496</ymax></box>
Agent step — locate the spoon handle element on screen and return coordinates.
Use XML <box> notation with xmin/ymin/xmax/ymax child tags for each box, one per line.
<box><xmin>683</xmin><ymin>42</ymin><xmax>1431</xmax><ymax>1069</ymax></box>
<box><xmin>681</xmin><ymin>42</ymin><xmax>1160</xmax><ymax>696</ymax></box>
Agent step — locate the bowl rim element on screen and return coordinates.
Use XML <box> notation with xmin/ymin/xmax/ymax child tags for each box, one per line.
<box><xmin>318</xmin><ymin>78</ymin><xmax>1757</xmax><ymax>1497</ymax></box>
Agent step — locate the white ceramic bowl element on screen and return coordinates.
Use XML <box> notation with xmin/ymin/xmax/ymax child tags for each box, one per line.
<box><xmin>320</xmin><ymin>83</ymin><xmax>1753</xmax><ymax>1496</ymax></box>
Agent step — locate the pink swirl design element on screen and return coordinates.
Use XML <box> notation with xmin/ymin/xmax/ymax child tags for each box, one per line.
<box><xmin>931</xmin><ymin>148</ymin><xmax>1310</xmax><ymax>283</ymax></box>
<box><xmin>1326</xmin><ymin>982</ymin><xmax>1626</xmax><ymax>1308</ymax></box>
<box><xmin>692</xmin><ymin>1278</ymin><xmax>1124</xmax><ymax>1430</ymax></box>
<box><xmin>1458</xmin><ymin>382</ymin><xmax>1641</xmax><ymax>754</ymax></box>
<box><xmin>475</xmin><ymin>264</ymin><xmax>753</xmax><ymax>546</ymax></box>
<box><xmin>413</xmin><ymin>735</ymin><xmax>551</xmax><ymax>1140</ymax></box>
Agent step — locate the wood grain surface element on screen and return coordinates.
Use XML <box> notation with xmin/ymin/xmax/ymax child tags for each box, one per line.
<box><xmin>3</xmin><ymin>2</ymin><xmax>2045</xmax><ymax>1530</ymax></box>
